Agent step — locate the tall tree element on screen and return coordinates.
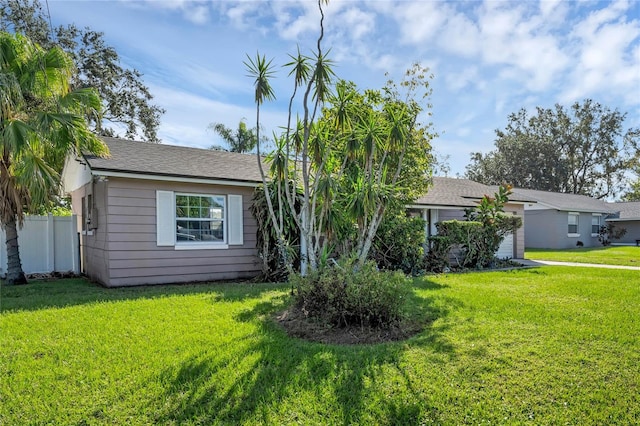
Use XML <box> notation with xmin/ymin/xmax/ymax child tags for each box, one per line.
<box><xmin>208</xmin><ymin>119</ymin><xmax>260</xmax><ymax>153</ymax></box>
<box><xmin>622</xmin><ymin>164</ymin><xmax>640</xmax><ymax>201</ymax></box>
<box><xmin>247</xmin><ymin>0</ymin><xmax>435</xmax><ymax>274</ymax></box>
<box><xmin>0</xmin><ymin>31</ymin><xmax>107</xmax><ymax>285</ymax></box>
<box><xmin>1</xmin><ymin>0</ymin><xmax>164</xmax><ymax>142</ymax></box>
<box><xmin>466</xmin><ymin>100</ymin><xmax>639</xmax><ymax>199</ymax></box>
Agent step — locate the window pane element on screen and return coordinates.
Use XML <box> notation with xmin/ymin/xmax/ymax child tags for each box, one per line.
<box><xmin>175</xmin><ymin>194</ymin><xmax>226</xmax><ymax>243</ymax></box>
<box><xmin>592</xmin><ymin>216</ymin><xmax>600</xmax><ymax>233</ymax></box>
<box><xmin>568</xmin><ymin>214</ymin><xmax>579</xmax><ymax>234</ymax></box>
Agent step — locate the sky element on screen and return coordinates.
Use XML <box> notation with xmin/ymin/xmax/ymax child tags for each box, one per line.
<box><xmin>46</xmin><ymin>0</ymin><xmax>640</xmax><ymax>176</ymax></box>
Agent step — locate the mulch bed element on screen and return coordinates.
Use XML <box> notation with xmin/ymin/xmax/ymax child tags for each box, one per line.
<box><xmin>274</xmin><ymin>306</ymin><xmax>425</xmax><ymax>345</ymax></box>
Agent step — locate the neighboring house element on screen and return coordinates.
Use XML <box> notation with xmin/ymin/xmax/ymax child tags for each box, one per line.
<box><xmin>510</xmin><ymin>188</ymin><xmax>616</xmax><ymax>249</ymax></box>
<box><xmin>409</xmin><ymin>177</ymin><xmax>531</xmax><ymax>259</ymax></box>
<box><xmin>606</xmin><ymin>202</ymin><xmax>640</xmax><ymax>245</ymax></box>
<box><xmin>62</xmin><ymin>137</ymin><xmax>263</xmax><ymax>287</ymax></box>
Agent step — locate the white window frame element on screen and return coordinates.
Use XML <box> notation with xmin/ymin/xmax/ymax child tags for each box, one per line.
<box><xmin>591</xmin><ymin>214</ymin><xmax>602</xmax><ymax>236</ymax></box>
<box><xmin>156</xmin><ymin>190</ymin><xmax>244</xmax><ymax>250</ymax></box>
<box><xmin>175</xmin><ymin>192</ymin><xmax>228</xmax><ymax>250</ymax></box>
<box><xmin>568</xmin><ymin>212</ymin><xmax>580</xmax><ymax>237</ymax></box>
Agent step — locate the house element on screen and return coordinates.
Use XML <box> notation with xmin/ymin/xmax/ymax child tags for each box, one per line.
<box><xmin>62</xmin><ymin>138</ymin><xmax>534</xmax><ymax>287</ymax></box>
<box><xmin>408</xmin><ymin>177</ymin><xmax>531</xmax><ymax>259</ymax></box>
<box><xmin>62</xmin><ymin>137</ymin><xmax>263</xmax><ymax>287</ymax></box>
<box><xmin>510</xmin><ymin>188</ymin><xmax>616</xmax><ymax>249</ymax></box>
<box><xmin>606</xmin><ymin>202</ymin><xmax>640</xmax><ymax>245</ymax></box>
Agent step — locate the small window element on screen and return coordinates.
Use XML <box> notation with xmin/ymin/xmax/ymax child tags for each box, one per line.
<box><xmin>568</xmin><ymin>212</ymin><xmax>579</xmax><ymax>235</ymax></box>
<box><xmin>592</xmin><ymin>215</ymin><xmax>601</xmax><ymax>235</ymax></box>
<box><xmin>175</xmin><ymin>194</ymin><xmax>226</xmax><ymax>243</ymax></box>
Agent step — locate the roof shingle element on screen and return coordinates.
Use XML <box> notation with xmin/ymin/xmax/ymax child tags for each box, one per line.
<box><xmin>510</xmin><ymin>187</ymin><xmax>615</xmax><ymax>213</ymax></box>
<box><xmin>608</xmin><ymin>201</ymin><xmax>640</xmax><ymax>220</ymax></box>
<box><xmin>84</xmin><ymin>137</ymin><xmax>265</xmax><ymax>184</ymax></box>
<box><xmin>413</xmin><ymin>177</ymin><xmax>533</xmax><ymax>207</ymax></box>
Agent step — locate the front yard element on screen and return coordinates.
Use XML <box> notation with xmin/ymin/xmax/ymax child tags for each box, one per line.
<box><xmin>1</xmin><ymin>267</ymin><xmax>639</xmax><ymax>424</ymax></box>
<box><xmin>526</xmin><ymin>245</ymin><xmax>640</xmax><ymax>266</ymax></box>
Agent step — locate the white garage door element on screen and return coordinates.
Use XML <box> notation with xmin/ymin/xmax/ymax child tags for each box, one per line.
<box><xmin>496</xmin><ymin>233</ymin><xmax>514</xmax><ymax>259</ymax></box>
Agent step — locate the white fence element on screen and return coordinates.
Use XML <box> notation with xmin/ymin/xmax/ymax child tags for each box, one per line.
<box><xmin>0</xmin><ymin>215</ymin><xmax>80</xmax><ymax>276</ymax></box>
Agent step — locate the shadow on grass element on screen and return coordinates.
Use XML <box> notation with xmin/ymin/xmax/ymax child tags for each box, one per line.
<box><xmin>0</xmin><ymin>278</ymin><xmax>287</xmax><ymax>313</ymax></box>
<box><xmin>153</xmin><ymin>276</ymin><xmax>456</xmax><ymax>425</ymax></box>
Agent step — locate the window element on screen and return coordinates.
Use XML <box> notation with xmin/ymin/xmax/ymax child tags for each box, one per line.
<box><xmin>156</xmin><ymin>190</ymin><xmax>244</xmax><ymax>249</ymax></box>
<box><xmin>592</xmin><ymin>214</ymin><xmax>601</xmax><ymax>235</ymax></box>
<box><xmin>175</xmin><ymin>194</ymin><xmax>226</xmax><ymax>243</ymax></box>
<box><xmin>568</xmin><ymin>212</ymin><xmax>579</xmax><ymax>235</ymax></box>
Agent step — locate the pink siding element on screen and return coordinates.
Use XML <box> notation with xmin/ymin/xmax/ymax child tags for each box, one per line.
<box><xmin>71</xmin><ymin>179</ymin><xmax>110</xmax><ymax>285</ymax></box>
<box><xmin>76</xmin><ymin>177</ymin><xmax>260</xmax><ymax>287</ymax></box>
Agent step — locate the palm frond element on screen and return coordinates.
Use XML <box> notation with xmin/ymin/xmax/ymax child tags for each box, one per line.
<box><xmin>244</xmin><ymin>52</ymin><xmax>276</xmax><ymax>105</ymax></box>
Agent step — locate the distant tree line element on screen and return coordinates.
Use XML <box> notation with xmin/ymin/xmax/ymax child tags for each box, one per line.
<box><xmin>466</xmin><ymin>99</ymin><xmax>639</xmax><ymax>200</ymax></box>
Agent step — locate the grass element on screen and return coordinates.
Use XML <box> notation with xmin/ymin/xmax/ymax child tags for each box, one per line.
<box><xmin>526</xmin><ymin>245</ymin><xmax>640</xmax><ymax>266</ymax></box>
<box><xmin>1</xmin><ymin>268</ymin><xmax>639</xmax><ymax>424</ymax></box>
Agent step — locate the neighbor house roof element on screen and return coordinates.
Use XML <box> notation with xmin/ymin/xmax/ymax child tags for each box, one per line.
<box><xmin>511</xmin><ymin>187</ymin><xmax>615</xmax><ymax>214</ymax></box>
<box><xmin>83</xmin><ymin>137</ymin><xmax>265</xmax><ymax>184</ymax></box>
<box><xmin>606</xmin><ymin>202</ymin><xmax>640</xmax><ymax>221</ymax></box>
<box><xmin>412</xmin><ymin>177</ymin><xmax>533</xmax><ymax>208</ymax></box>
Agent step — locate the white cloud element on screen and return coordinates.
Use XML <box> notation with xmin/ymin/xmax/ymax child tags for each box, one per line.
<box><xmin>444</xmin><ymin>66</ymin><xmax>480</xmax><ymax>92</ymax></box>
<box><xmin>438</xmin><ymin>11</ymin><xmax>480</xmax><ymax>57</ymax></box>
<box><xmin>539</xmin><ymin>0</ymin><xmax>562</xmax><ymax>17</ymax></box>
<box><xmin>392</xmin><ymin>1</ymin><xmax>447</xmax><ymax>45</ymax></box>
<box><xmin>122</xmin><ymin>0</ymin><xmax>212</xmax><ymax>25</ymax></box>
<box><xmin>562</xmin><ymin>0</ymin><xmax>640</xmax><ymax>104</ymax></box>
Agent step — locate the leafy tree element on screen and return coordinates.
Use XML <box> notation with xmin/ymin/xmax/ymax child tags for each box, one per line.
<box><xmin>0</xmin><ymin>32</ymin><xmax>108</xmax><ymax>285</ymax></box>
<box><xmin>466</xmin><ymin>100</ymin><xmax>639</xmax><ymax>199</ymax></box>
<box><xmin>208</xmin><ymin>119</ymin><xmax>260</xmax><ymax>153</ymax></box>
<box><xmin>622</xmin><ymin>164</ymin><xmax>640</xmax><ymax>201</ymax></box>
<box><xmin>1</xmin><ymin>0</ymin><xmax>164</xmax><ymax>142</ymax></box>
<box><xmin>247</xmin><ymin>24</ymin><xmax>435</xmax><ymax>274</ymax></box>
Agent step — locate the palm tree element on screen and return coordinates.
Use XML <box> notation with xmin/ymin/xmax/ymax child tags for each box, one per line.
<box><xmin>0</xmin><ymin>32</ymin><xmax>108</xmax><ymax>285</ymax></box>
<box><xmin>207</xmin><ymin>119</ymin><xmax>260</xmax><ymax>153</ymax></box>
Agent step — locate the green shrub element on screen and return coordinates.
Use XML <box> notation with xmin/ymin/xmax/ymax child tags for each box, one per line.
<box><xmin>250</xmin><ymin>182</ymin><xmax>301</xmax><ymax>281</ymax></box>
<box><xmin>291</xmin><ymin>257</ymin><xmax>411</xmax><ymax>328</ymax></box>
<box><xmin>424</xmin><ymin>185</ymin><xmax>523</xmax><ymax>271</ymax></box>
<box><xmin>371</xmin><ymin>209</ymin><xmax>426</xmax><ymax>274</ymax></box>
<box><xmin>425</xmin><ymin>235</ymin><xmax>453</xmax><ymax>272</ymax></box>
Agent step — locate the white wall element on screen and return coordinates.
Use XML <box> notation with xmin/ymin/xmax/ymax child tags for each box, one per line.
<box><xmin>0</xmin><ymin>215</ymin><xmax>79</xmax><ymax>276</ymax></box>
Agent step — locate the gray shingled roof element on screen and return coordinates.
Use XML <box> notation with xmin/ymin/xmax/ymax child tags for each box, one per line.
<box><xmin>84</xmin><ymin>137</ymin><xmax>264</xmax><ymax>183</ymax></box>
<box><xmin>607</xmin><ymin>202</ymin><xmax>640</xmax><ymax>220</ymax></box>
<box><xmin>511</xmin><ymin>187</ymin><xmax>615</xmax><ymax>213</ymax></box>
<box><xmin>413</xmin><ymin>177</ymin><xmax>533</xmax><ymax>207</ymax></box>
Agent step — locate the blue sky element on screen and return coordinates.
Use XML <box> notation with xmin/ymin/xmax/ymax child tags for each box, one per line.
<box><xmin>48</xmin><ymin>0</ymin><xmax>640</xmax><ymax>176</ymax></box>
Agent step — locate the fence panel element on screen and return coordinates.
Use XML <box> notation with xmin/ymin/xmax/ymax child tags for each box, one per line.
<box><xmin>0</xmin><ymin>215</ymin><xmax>79</xmax><ymax>276</ymax></box>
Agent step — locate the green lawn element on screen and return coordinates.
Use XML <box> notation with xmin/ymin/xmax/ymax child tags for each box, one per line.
<box><xmin>1</xmin><ymin>269</ymin><xmax>639</xmax><ymax>424</ymax></box>
<box><xmin>526</xmin><ymin>246</ymin><xmax>640</xmax><ymax>266</ymax></box>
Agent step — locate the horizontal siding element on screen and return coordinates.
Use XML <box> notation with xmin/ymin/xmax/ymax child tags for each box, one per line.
<box><xmin>107</xmin><ymin>196</ymin><xmax>156</xmax><ymax>207</ymax></box>
<box><xmin>101</xmin><ymin>177</ymin><xmax>260</xmax><ymax>286</ymax></box>
<box><xmin>108</xmin><ymin>224</ymin><xmax>156</xmax><ymax>233</ymax></box>
<box><xmin>107</xmin><ymin>215</ymin><xmax>153</xmax><ymax>225</ymax></box>
<box><xmin>110</xmin><ymin>253</ymin><xmax>259</xmax><ymax>269</ymax></box>
<box><xmin>110</xmin><ymin>261</ymin><xmax>258</xmax><ymax>278</ymax></box>
<box><xmin>107</xmin><ymin>270</ymin><xmax>258</xmax><ymax>287</ymax></box>
<box><xmin>109</xmin><ymin>247</ymin><xmax>258</xmax><ymax>260</ymax></box>
<box><xmin>108</xmin><ymin>205</ymin><xmax>156</xmax><ymax>216</ymax></box>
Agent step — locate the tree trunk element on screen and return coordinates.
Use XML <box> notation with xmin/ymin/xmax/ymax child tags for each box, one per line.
<box><xmin>4</xmin><ymin>217</ymin><xmax>27</xmax><ymax>285</ymax></box>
